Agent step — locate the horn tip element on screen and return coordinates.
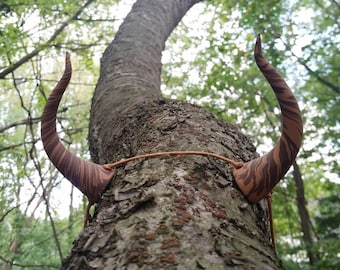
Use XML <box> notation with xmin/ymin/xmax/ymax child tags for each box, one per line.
<box><xmin>254</xmin><ymin>34</ymin><xmax>263</xmax><ymax>58</ymax></box>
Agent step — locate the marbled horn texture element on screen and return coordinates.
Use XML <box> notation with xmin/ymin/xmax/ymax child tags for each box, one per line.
<box><xmin>233</xmin><ymin>35</ymin><xmax>303</xmax><ymax>203</ymax></box>
<box><xmin>41</xmin><ymin>53</ymin><xmax>114</xmax><ymax>204</ymax></box>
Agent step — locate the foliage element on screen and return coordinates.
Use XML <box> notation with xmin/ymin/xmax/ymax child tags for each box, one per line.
<box><xmin>0</xmin><ymin>0</ymin><xmax>339</xmax><ymax>268</ymax></box>
<box><xmin>0</xmin><ymin>207</ymin><xmax>83</xmax><ymax>269</ymax></box>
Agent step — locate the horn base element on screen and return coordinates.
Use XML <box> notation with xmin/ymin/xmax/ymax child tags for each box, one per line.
<box><xmin>232</xmin><ymin>159</ymin><xmax>274</xmax><ymax>203</ymax></box>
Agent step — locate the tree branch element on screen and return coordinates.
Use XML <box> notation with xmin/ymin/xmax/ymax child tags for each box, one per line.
<box><xmin>294</xmin><ymin>53</ymin><xmax>340</xmax><ymax>94</ymax></box>
<box><xmin>282</xmin><ymin>39</ymin><xmax>340</xmax><ymax>94</ymax></box>
<box><xmin>0</xmin><ymin>255</ymin><xmax>58</xmax><ymax>269</ymax></box>
<box><xmin>0</xmin><ymin>0</ymin><xmax>95</xmax><ymax>79</ymax></box>
<box><xmin>0</xmin><ymin>117</ymin><xmax>41</xmax><ymax>133</ymax></box>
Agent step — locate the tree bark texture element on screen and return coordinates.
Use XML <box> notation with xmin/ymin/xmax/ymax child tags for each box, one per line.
<box><xmin>62</xmin><ymin>0</ymin><xmax>283</xmax><ymax>269</ymax></box>
<box><xmin>63</xmin><ymin>100</ymin><xmax>282</xmax><ymax>269</ymax></box>
<box><xmin>89</xmin><ymin>0</ymin><xmax>202</xmax><ymax>162</ymax></box>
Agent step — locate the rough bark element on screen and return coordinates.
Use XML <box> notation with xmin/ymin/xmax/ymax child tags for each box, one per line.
<box><xmin>63</xmin><ymin>100</ymin><xmax>281</xmax><ymax>269</ymax></box>
<box><xmin>62</xmin><ymin>0</ymin><xmax>283</xmax><ymax>269</ymax></box>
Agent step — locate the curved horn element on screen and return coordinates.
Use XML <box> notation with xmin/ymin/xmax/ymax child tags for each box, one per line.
<box><xmin>41</xmin><ymin>53</ymin><xmax>114</xmax><ymax>204</ymax></box>
<box><xmin>233</xmin><ymin>35</ymin><xmax>303</xmax><ymax>203</ymax></box>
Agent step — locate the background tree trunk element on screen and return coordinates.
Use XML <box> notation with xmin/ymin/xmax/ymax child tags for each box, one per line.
<box><xmin>62</xmin><ymin>0</ymin><xmax>283</xmax><ymax>268</ymax></box>
<box><xmin>293</xmin><ymin>161</ymin><xmax>319</xmax><ymax>265</ymax></box>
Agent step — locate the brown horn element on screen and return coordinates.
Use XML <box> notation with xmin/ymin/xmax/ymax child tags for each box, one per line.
<box><xmin>233</xmin><ymin>35</ymin><xmax>303</xmax><ymax>203</ymax></box>
<box><xmin>41</xmin><ymin>53</ymin><xmax>114</xmax><ymax>205</ymax></box>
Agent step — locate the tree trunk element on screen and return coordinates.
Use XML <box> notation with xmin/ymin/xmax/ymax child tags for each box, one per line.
<box><xmin>293</xmin><ymin>161</ymin><xmax>319</xmax><ymax>265</ymax></box>
<box><xmin>62</xmin><ymin>0</ymin><xmax>283</xmax><ymax>269</ymax></box>
<box><xmin>89</xmin><ymin>0</ymin><xmax>202</xmax><ymax>162</ymax></box>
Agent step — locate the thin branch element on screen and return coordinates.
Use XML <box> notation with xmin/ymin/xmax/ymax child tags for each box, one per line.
<box><xmin>1</xmin><ymin>76</ymin><xmax>97</xmax><ymax>87</ymax></box>
<box><xmin>0</xmin><ymin>203</ymin><xmax>25</xmax><ymax>223</ymax></box>
<box><xmin>0</xmin><ymin>103</ymin><xmax>89</xmax><ymax>133</ymax></box>
<box><xmin>41</xmin><ymin>180</ymin><xmax>64</xmax><ymax>261</ymax></box>
<box><xmin>282</xmin><ymin>39</ymin><xmax>340</xmax><ymax>94</ymax></box>
<box><xmin>294</xmin><ymin>54</ymin><xmax>339</xmax><ymax>94</ymax></box>
<box><xmin>25</xmin><ymin>115</ymin><xmax>64</xmax><ymax>262</ymax></box>
<box><xmin>0</xmin><ymin>255</ymin><xmax>58</xmax><ymax>269</ymax></box>
<box><xmin>75</xmin><ymin>18</ymin><xmax>120</xmax><ymax>22</ymax></box>
<box><xmin>331</xmin><ymin>0</ymin><xmax>340</xmax><ymax>10</ymax></box>
<box><xmin>314</xmin><ymin>0</ymin><xmax>340</xmax><ymax>25</ymax></box>
<box><xmin>0</xmin><ymin>117</ymin><xmax>41</xmax><ymax>133</ymax></box>
<box><xmin>0</xmin><ymin>0</ymin><xmax>95</xmax><ymax>79</ymax></box>
<box><xmin>0</xmin><ymin>139</ymin><xmax>40</xmax><ymax>152</ymax></box>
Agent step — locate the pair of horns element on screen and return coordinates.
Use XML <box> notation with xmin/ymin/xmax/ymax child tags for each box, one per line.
<box><xmin>40</xmin><ymin>35</ymin><xmax>303</xmax><ymax>208</ymax></box>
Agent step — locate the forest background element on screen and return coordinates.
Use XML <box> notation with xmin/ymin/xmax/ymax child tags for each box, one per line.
<box><xmin>0</xmin><ymin>0</ymin><xmax>339</xmax><ymax>269</ymax></box>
